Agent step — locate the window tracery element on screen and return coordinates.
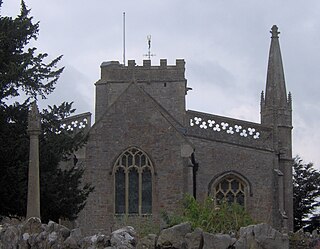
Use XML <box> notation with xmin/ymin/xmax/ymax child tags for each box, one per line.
<box><xmin>213</xmin><ymin>176</ymin><xmax>247</xmax><ymax>207</ymax></box>
<box><xmin>113</xmin><ymin>147</ymin><xmax>153</xmax><ymax>215</ymax></box>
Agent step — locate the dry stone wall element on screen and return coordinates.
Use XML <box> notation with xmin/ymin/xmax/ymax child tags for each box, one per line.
<box><xmin>1</xmin><ymin>218</ymin><xmax>310</xmax><ymax>249</ymax></box>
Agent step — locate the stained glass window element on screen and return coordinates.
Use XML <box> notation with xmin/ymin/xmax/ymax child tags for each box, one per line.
<box><xmin>142</xmin><ymin>168</ymin><xmax>152</xmax><ymax>214</ymax></box>
<box><xmin>115</xmin><ymin>168</ymin><xmax>125</xmax><ymax>214</ymax></box>
<box><xmin>213</xmin><ymin>176</ymin><xmax>246</xmax><ymax>207</ymax></box>
<box><xmin>114</xmin><ymin>147</ymin><xmax>153</xmax><ymax>215</ymax></box>
<box><xmin>129</xmin><ymin>168</ymin><xmax>139</xmax><ymax>214</ymax></box>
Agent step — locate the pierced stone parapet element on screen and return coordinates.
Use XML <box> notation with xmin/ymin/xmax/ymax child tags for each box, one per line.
<box><xmin>186</xmin><ymin>110</ymin><xmax>273</xmax><ymax>150</ymax></box>
<box><xmin>56</xmin><ymin>112</ymin><xmax>91</xmax><ymax>134</ymax></box>
<box><xmin>190</xmin><ymin>117</ymin><xmax>261</xmax><ymax>139</ymax></box>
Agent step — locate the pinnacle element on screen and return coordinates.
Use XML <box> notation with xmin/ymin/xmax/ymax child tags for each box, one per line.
<box><xmin>271</xmin><ymin>25</ymin><xmax>280</xmax><ymax>38</ymax></box>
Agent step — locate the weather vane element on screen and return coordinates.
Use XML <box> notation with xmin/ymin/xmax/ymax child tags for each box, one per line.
<box><xmin>143</xmin><ymin>35</ymin><xmax>156</xmax><ymax>60</ymax></box>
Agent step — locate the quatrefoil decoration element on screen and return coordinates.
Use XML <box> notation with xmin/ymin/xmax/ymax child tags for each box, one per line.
<box><xmin>190</xmin><ymin>119</ymin><xmax>194</xmax><ymax>126</ymax></box>
<box><xmin>83</xmin><ymin>118</ymin><xmax>88</xmax><ymax>124</ymax></box>
<box><xmin>67</xmin><ymin>125</ymin><xmax>74</xmax><ymax>131</ymax></box>
<box><xmin>190</xmin><ymin>116</ymin><xmax>261</xmax><ymax>140</ymax></box>
<box><xmin>73</xmin><ymin>120</ymin><xmax>79</xmax><ymax>127</ymax></box>
<box><xmin>253</xmin><ymin>132</ymin><xmax>260</xmax><ymax>139</ymax></box>
<box><xmin>248</xmin><ymin>127</ymin><xmax>256</xmax><ymax>135</ymax></box>
<box><xmin>240</xmin><ymin>129</ymin><xmax>248</xmax><ymax>137</ymax></box>
<box><xmin>235</xmin><ymin>125</ymin><xmax>242</xmax><ymax>132</ymax></box>
<box><xmin>208</xmin><ymin>120</ymin><xmax>215</xmax><ymax>127</ymax></box>
<box><xmin>213</xmin><ymin>124</ymin><xmax>221</xmax><ymax>132</ymax></box>
<box><xmin>227</xmin><ymin>127</ymin><xmax>234</xmax><ymax>134</ymax></box>
<box><xmin>200</xmin><ymin>121</ymin><xmax>208</xmax><ymax>129</ymax></box>
<box><xmin>194</xmin><ymin>117</ymin><xmax>202</xmax><ymax>125</ymax></box>
<box><xmin>221</xmin><ymin>122</ymin><xmax>229</xmax><ymax>130</ymax></box>
<box><xmin>60</xmin><ymin>123</ymin><xmax>67</xmax><ymax>129</ymax></box>
<box><xmin>79</xmin><ymin>122</ymin><xmax>86</xmax><ymax>129</ymax></box>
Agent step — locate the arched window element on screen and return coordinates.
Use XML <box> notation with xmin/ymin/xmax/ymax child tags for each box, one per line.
<box><xmin>211</xmin><ymin>175</ymin><xmax>248</xmax><ymax>207</ymax></box>
<box><xmin>113</xmin><ymin>147</ymin><xmax>153</xmax><ymax>215</ymax></box>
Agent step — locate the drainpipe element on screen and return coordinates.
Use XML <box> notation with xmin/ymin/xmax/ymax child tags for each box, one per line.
<box><xmin>191</xmin><ymin>152</ymin><xmax>199</xmax><ymax>200</ymax></box>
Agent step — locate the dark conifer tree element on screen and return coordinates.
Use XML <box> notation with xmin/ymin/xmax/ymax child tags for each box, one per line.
<box><xmin>293</xmin><ymin>156</ymin><xmax>320</xmax><ymax>231</ymax></box>
<box><xmin>0</xmin><ymin>1</ymin><xmax>93</xmax><ymax>222</ymax></box>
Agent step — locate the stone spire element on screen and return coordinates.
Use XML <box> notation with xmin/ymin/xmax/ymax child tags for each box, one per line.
<box><xmin>26</xmin><ymin>102</ymin><xmax>41</xmax><ymax>219</ymax></box>
<box><xmin>261</xmin><ymin>25</ymin><xmax>293</xmax><ymax>231</ymax></box>
<box><xmin>264</xmin><ymin>25</ymin><xmax>288</xmax><ymax>108</ymax></box>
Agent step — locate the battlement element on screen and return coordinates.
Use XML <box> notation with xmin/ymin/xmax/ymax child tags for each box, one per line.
<box><xmin>98</xmin><ymin>59</ymin><xmax>186</xmax><ymax>83</ymax></box>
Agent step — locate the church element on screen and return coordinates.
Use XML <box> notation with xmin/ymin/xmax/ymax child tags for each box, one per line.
<box><xmin>66</xmin><ymin>25</ymin><xmax>293</xmax><ymax>235</ymax></box>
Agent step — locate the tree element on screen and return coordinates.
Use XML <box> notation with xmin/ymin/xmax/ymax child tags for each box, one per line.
<box><xmin>39</xmin><ymin>102</ymin><xmax>94</xmax><ymax>223</ymax></box>
<box><xmin>0</xmin><ymin>0</ymin><xmax>63</xmax><ymax>104</ymax></box>
<box><xmin>293</xmin><ymin>156</ymin><xmax>320</xmax><ymax>232</ymax></box>
<box><xmin>0</xmin><ymin>1</ymin><xmax>93</xmax><ymax>223</ymax></box>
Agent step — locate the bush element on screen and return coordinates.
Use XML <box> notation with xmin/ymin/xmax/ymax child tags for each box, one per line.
<box><xmin>289</xmin><ymin>231</ymin><xmax>320</xmax><ymax>249</ymax></box>
<box><xmin>161</xmin><ymin>194</ymin><xmax>255</xmax><ymax>234</ymax></box>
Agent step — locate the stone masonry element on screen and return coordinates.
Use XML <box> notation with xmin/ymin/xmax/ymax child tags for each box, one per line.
<box><xmin>73</xmin><ymin>25</ymin><xmax>293</xmax><ymax>235</ymax></box>
<box><xmin>26</xmin><ymin>102</ymin><xmax>41</xmax><ymax>219</ymax></box>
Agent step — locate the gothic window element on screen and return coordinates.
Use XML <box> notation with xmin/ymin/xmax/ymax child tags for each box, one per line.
<box><xmin>113</xmin><ymin>147</ymin><xmax>153</xmax><ymax>215</ymax></box>
<box><xmin>213</xmin><ymin>176</ymin><xmax>247</xmax><ymax>207</ymax></box>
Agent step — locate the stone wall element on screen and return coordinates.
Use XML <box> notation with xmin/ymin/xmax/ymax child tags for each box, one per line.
<box><xmin>78</xmin><ymin>83</ymin><xmax>192</xmax><ymax>235</ymax></box>
<box><xmin>95</xmin><ymin>59</ymin><xmax>187</xmax><ymax>124</ymax></box>
<box><xmin>1</xmin><ymin>218</ymin><xmax>305</xmax><ymax>249</ymax></box>
<box><xmin>188</xmin><ymin>136</ymin><xmax>280</xmax><ymax>228</ymax></box>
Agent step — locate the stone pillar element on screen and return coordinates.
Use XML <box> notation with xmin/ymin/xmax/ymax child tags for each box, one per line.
<box><xmin>26</xmin><ymin>102</ymin><xmax>41</xmax><ymax>219</ymax></box>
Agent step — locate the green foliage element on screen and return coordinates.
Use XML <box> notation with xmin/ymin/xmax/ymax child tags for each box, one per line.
<box><xmin>0</xmin><ymin>102</ymin><xmax>29</xmax><ymax>218</ymax></box>
<box><xmin>0</xmin><ymin>0</ymin><xmax>64</xmax><ymax>103</ymax></box>
<box><xmin>289</xmin><ymin>231</ymin><xmax>320</xmax><ymax>249</ymax></box>
<box><xmin>161</xmin><ymin>194</ymin><xmax>255</xmax><ymax>234</ymax></box>
<box><xmin>0</xmin><ymin>100</ymin><xmax>94</xmax><ymax>223</ymax></box>
<box><xmin>0</xmin><ymin>1</ymin><xmax>93</xmax><ymax>223</ymax></box>
<box><xmin>293</xmin><ymin>156</ymin><xmax>320</xmax><ymax>232</ymax></box>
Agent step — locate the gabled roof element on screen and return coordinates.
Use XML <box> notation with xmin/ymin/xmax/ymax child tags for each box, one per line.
<box><xmin>91</xmin><ymin>81</ymin><xmax>194</xmax><ymax>150</ymax></box>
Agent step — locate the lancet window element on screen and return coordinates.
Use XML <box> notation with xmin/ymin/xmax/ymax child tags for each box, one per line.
<box><xmin>114</xmin><ymin>147</ymin><xmax>153</xmax><ymax>215</ymax></box>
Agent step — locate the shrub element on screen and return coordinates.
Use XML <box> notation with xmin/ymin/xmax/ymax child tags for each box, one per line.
<box><xmin>161</xmin><ymin>194</ymin><xmax>255</xmax><ymax>234</ymax></box>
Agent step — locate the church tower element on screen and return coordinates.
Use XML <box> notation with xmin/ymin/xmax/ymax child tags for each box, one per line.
<box><xmin>261</xmin><ymin>25</ymin><xmax>293</xmax><ymax>230</ymax></box>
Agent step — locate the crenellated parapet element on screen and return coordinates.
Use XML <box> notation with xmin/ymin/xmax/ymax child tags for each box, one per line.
<box><xmin>187</xmin><ymin>110</ymin><xmax>273</xmax><ymax>151</ymax></box>
<box><xmin>95</xmin><ymin>59</ymin><xmax>187</xmax><ymax>123</ymax></box>
<box><xmin>98</xmin><ymin>59</ymin><xmax>185</xmax><ymax>83</ymax></box>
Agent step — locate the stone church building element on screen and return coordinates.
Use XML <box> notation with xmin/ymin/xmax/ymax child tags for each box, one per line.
<box><xmin>67</xmin><ymin>25</ymin><xmax>293</xmax><ymax>235</ymax></box>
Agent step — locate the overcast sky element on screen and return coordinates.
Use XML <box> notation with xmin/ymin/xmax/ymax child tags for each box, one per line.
<box><xmin>2</xmin><ymin>0</ymin><xmax>320</xmax><ymax>169</ymax></box>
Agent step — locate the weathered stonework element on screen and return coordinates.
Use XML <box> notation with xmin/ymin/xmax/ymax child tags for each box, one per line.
<box><xmin>26</xmin><ymin>102</ymin><xmax>41</xmax><ymax>219</ymax></box>
<box><xmin>0</xmin><ymin>220</ymin><xmax>295</xmax><ymax>249</ymax></box>
<box><xmin>75</xmin><ymin>25</ymin><xmax>293</xmax><ymax>235</ymax></box>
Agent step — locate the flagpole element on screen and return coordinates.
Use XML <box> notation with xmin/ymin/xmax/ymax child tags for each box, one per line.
<box><xmin>123</xmin><ymin>12</ymin><xmax>126</xmax><ymax>66</ymax></box>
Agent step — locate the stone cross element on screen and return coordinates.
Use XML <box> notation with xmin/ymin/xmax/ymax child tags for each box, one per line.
<box><xmin>26</xmin><ymin>102</ymin><xmax>41</xmax><ymax>219</ymax></box>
